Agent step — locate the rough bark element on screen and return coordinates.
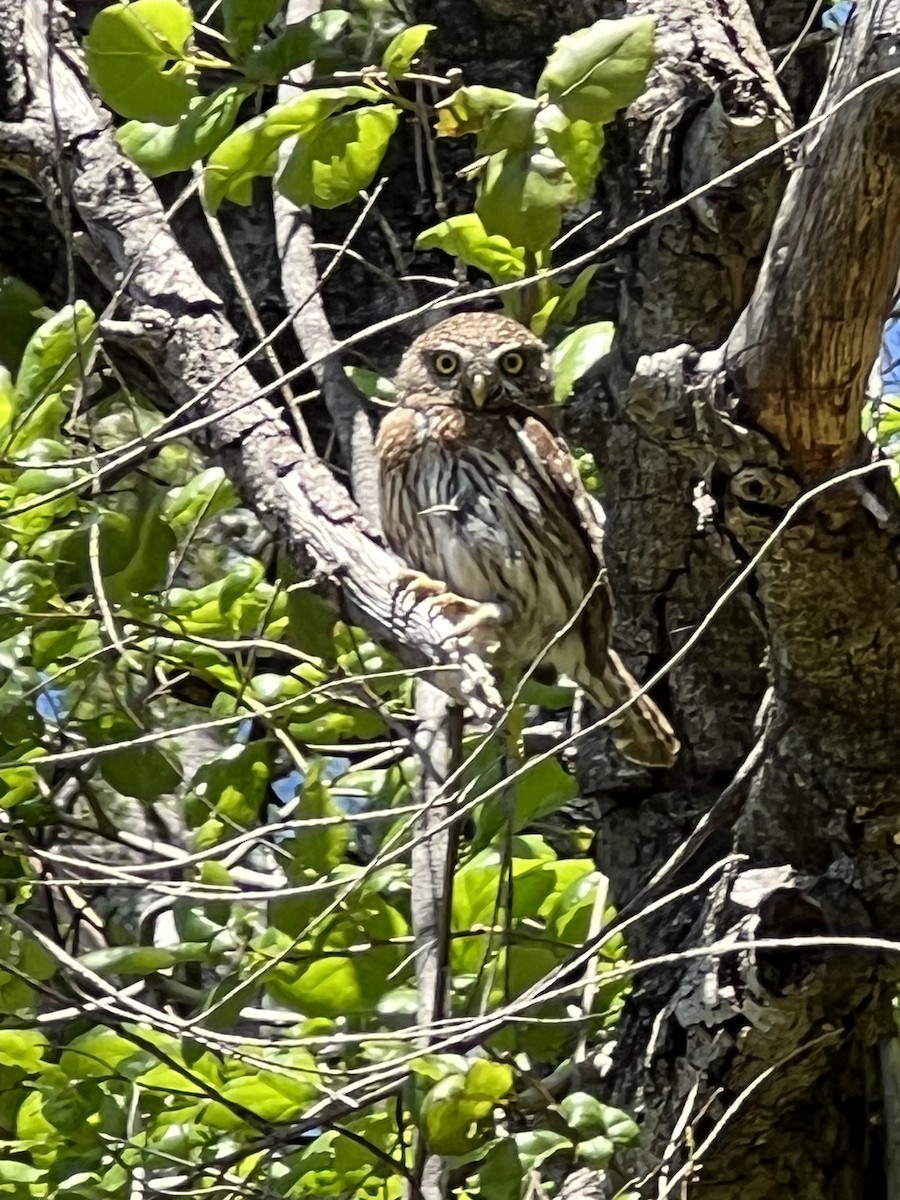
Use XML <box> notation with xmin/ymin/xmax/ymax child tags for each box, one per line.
<box><xmin>598</xmin><ymin>1</ymin><xmax>900</xmax><ymax>1196</ymax></box>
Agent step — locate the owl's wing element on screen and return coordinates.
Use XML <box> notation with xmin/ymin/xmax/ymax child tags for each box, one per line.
<box><xmin>513</xmin><ymin>411</ymin><xmax>613</xmax><ymax>667</ymax></box>
<box><xmin>514</xmin><ymin>413</ymin><xmax>607</xmax><ymax>565</ymax></box>
<box><xmin>374</xmin><ymin>402</ymin><xmax>420</xmax><ymax>475</ymax></box>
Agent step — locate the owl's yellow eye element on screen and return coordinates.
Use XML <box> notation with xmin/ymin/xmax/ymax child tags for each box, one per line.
<box><xmin>432</xmin><ymin>351</ymin><xmax>460</xmax><ymax>376</ymax></box>
<box><xmin>500</xmin><ymin>350</ymin><xmax>525</xmax><ymax>375</ymax></box>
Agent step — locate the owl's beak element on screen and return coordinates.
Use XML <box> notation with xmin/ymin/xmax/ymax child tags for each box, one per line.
<box><xmin>466</xmin><ymin>368</ymin><xmax>496</xmax><ymax>407</ymax></box>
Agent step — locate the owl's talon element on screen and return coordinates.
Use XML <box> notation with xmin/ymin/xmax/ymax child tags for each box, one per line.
<box><xmin>395</xmin><ymin>568</ymin><xmax>448</xmax><ymax>603</ymax></box>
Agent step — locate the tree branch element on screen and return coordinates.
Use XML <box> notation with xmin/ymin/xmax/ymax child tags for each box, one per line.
<box><xmin>727</xmin><ymin>2</ymin><xmax>900</xmax><ymax>478</ymax></box>
<box><xmin>273</xmin><ymin>0</ymin><xmax>381</xmax><ymax>528</ymax></box>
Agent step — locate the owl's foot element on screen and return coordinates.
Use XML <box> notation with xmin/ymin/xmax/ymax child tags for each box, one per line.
<box><xmin>392</xmin><ymin>569</ymin><xmax>507</xmax><ymax>656</ymax></box>
<box><xmin>391</xmin><ymin>571</ymin><xmax>508</xmax><ymax>712</ymax></box>
<box><xmin>394</xmin><ymin>568</ymin><xmax>448</xmax><ymax>603</ymax></box>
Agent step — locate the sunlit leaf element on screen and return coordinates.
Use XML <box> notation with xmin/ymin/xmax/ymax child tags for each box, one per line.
<box><xmin>204</xmin><ymin>86</ymin><xmax>372</xmax><ymax>210</ymax></box>
<box><xmin>416</xmin><ymin>213</ymin><xmax>525</xmax><ymax>282</ymax></box>
<box><xmin>436</xmin><ymin>86</ymin><xmax>524</xmax><ymax>138</ymax></box>
<box><xmin>278</xmin><ymin>104</ymin><xmax>400</xmax><ymax>209</ymax></box>
<box><xmin>551</xmin><ymin>320</ymin><xmax>614</xmax><ymax>401</ymax></box>
<box><xmin>221</xmin><ymin>0</ymin><xmax>282</xmax><ymax>58</ymax></box>
<box><xmin>243</xmin><ymin>12</ymin><xmax>351</xmax><ymax>83</ymax></box>
<box><xmin>118</xmin><ymin>85</ymin><xmax>250</xmax><ymax>176</ymax></box>
<box><xmin>14</xmin><ymin>300</ymin><xmax>96</xmax><ymax>418</ymax></box>
<box><xmin>476</xmin><ymin>147</ymin><xmax>575</xmax><ymax>251</ymax></box>
<box><xmin>536</xmin><ymin>17</ymin><xmax>655</xmax><ymax>125</ymax></box>
<box><xmin>0</xmin><ymin>277</ymin><xmax>51</xmax><ymax>374</ymax></box>
<box><xmin>84</xmin><ymin>0</ymin><xmax>197</xmax><ymax>123</ymax></box>
<box><xmin>381</xmin><ymin>24</ymin><xmax>435</xmax><ymax>78</ymax></box>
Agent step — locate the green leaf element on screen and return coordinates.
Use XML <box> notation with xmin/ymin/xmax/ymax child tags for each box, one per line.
<box><xmin>602</xmin><ymin>1105</ymin><xmax>640</xmax><ymax>1146</ymax></box>
<box><xmin>221</xmin><ymin>0</ymin><xmax>282</xmax><ymax>58</ymax></box>
<box><xmin>515</xmin><ymin>1129</ymin><xmax>574</xmax><ymax>1171</ymax></box>
<box><xmin>536</xmin><ymin>17</ymin><xmax>655</xmax><ymax>125</ymax></box>
<box><xmin>477</xmin><ymin>98</ymin><xmax>541</xmax><ymax>155</ymax></box>
<box><xmin>477</xmin><ymin>1140</ymin><xmax>523</xmax><ymax>1200</ymax></box>
<box><xmin>59</xmin><ymin>1030</ymin><xmax>142</xmax><ymax>1079</ymax></box>
<box><xmin>436</xmin><ymin>86</ymin><xmax>524</xmax><ymax>138</ymax></box>
<box><xmin>278</xmin><ymin>104</ymin><xmax>400</xmax><ymax>209</ymax></box>
<box><xmin>343</xmin><ymin>365</ymin><xmax>397</xmax><ymax>403</ymax></box>
<box><xmin>466</xmin><ymin>1058</ymin><xmax>514</xmax><ymax>1100</ymax></box>
<box><xmin>550</xmin><ymin>321</ymin><xmax>614</xmax><ymax>401</ymax></box>
<box><xmin>117</xmin><ymin>85</ymin><xmax>250</xmax><ymax>176</ymax></box>
<box><xmin>278</xmin><ymin>762</ymin><xmax>349</xmax><ymax>882</ymax></box>
<box><xmin>420</xmin><ymin>1058</ymin><xmax>511</xmax><ymax>1156</ymax></box>
<box><xmin>99</xmin><ymin>483</ymin><xmax>178</xmax><ymax>600</ymax></box>
<box><xmin>184</xmin><ymin>742</ymin><xmax>270</xmax><ymax>835</ymax></box>
<box><xmin>161</xmin><ymin>466</ymin><xmax>237</xmax><ymax>535</ymax></box>
<box><xmin>260</xmin><ymin>893</ymin><xmax>407</xmax><ymax>1017</ymax></box>
<box><xmin>543</xmin><ymin>115</ymin><xmax>605</xmax><ymax>202</ymax></box>
<box><xmin>212</xmin><ymin>1067</ymin><xmax>316</xmax><ymax>1124</ymax></box>
<box><xmin>416</xmin><ymin>214</ymin><xmax>525</xmax><ymax>282</ymax></box>
<box><xmin>475</xmin><ymin>755</ymin><xmax>577</xmax><ymax>844</ymax></box>
<box><xmin>84</xmin><ymin>711</ymin><xmax>182</xmax><ymax>802</ymax></box>
<box><xmin>78</xmin><ymin>945</ymin><xmax>209</xmax><ymax>976</ymax></box>
<box><xmin>203</xmin><ymin>86</ymin><xmax>372</xmax><ymax>210</ymax></box>
<box><xmin>32</xmin><ymin>621</ymin><xmax>102</xmax><ymax>670</ymax></box>
<box><xmin>15</xmin><ymin>301</ymin><xmax>96</xmax><ymax>409</ymax></box>
<box><xmin>575</xmin><ymin>1133</ymin><xmax>615</xmax><ymax>1167</ymax></box>
<box><xmin>0</xmin><ymin>1162</ymin><xmax>44</xmax><ymax>1184</ymax></box>
<box><xmin>84</xmin><ymin>0</ymin><xmax>197</xmax><ymax>123</ymax></box>
<box><xmin>243</xmin><ymin>12</ymin><xmax>352</xmax><ymax>83</ymax></box>
<box><xmin>0</xmin><ymin>277</ymin><xmax>52</xmax><ymax>374</ymax></box>
<box><xmin>558</xmin><ymin>1091</ymin><xmax>638</xmax><ymax>1155</ymax></box>
<box><xmin>477</xmin><ymin>147</ymin><xmax>575</xmax><ymax>252</ymax></box>
<box><xmin>381</xmin><ymin>24</ymin><xmax>435</xmax><ymax>78</ymax></box>
<box><xmin>0</xmin><ymin>1030</ymin><xmax>48</xmax><ymax>1072</ymax></box>
<box><xmin>553</xmin><ymin>265</ymin><xmax>600</xmax><ymax>325</ymax></box>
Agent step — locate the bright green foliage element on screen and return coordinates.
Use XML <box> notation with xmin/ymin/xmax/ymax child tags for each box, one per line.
<box><xmin>551</xmin><ymin>321</ymin><xmax>615</xmax><ymax>402</ymax></box>
<box><xmin>83</xmin><ymin>0</ymin><xmax>402</xmax><ymax>213</ymax></box>
<box><xmin>416</xmin><ymin>214</ymin><xmax>526</xmax><ymax>282</ymax></box>
<box><xmin>83</xmin><ymin>0</ymin><xmax>648</xmax><ymax>394</ymax></box>
<box><xmin>84</xmin><ymin>0</ymin><xmax>199</xmax><ymax>123</ymax></box>
<box><xmin>118</xmin><ymin>85</ymin><xmax>252</xmax><ymax>178</ymax></box>
<box><xmin>381</xmin><ymin>23</ymin><xmax>435</xmax><ymax>78</ymax></box>
<box><xmin>421</xmin><ymin>17</ymin><xmax>655</xmax><ymax>331</ymax></box>
<box><xmin>278</xmin><ymin>103</ymin><xmax>400</xmax><ymax>209</ymax></box>
<box><xmin>0</xmin><ymin>274</ymin><xmax>634</xmax><ymax>1187</ymax></box>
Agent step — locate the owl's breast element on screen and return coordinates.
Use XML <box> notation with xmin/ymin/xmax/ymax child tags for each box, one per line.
<box><xmin>380</xmin><ymin>432</ymin><xmax>594</xmax><ymax>657</ymax></box>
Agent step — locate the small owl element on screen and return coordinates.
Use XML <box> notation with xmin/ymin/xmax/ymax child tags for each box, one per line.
<box><xmin>375</xmin><ymin>311</ymin><xmax>678</xmax><ymax>768</ymax></box>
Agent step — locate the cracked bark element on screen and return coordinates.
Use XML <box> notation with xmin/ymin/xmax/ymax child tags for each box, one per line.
<box><xmin>595</xmin><ymin>1</ymin><xmax>900</xmax><ymax>1196</ymax></box>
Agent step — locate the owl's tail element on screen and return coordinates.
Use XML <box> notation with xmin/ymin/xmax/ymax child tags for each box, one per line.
<box><xmin>578</xmin><ymin>649</ymin><xmax>680</xmax><ymax>768</ymax></box>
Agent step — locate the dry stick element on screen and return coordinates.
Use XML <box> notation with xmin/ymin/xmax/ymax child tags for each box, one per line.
<box><xmin>274</xmin><ymin>0</ymin><xmax>381</xmax><ymax>528</ymax></box>
<box><xmin>196</xmin><ymin>168</ymin><xmax>316</xmax><ymax>456</ymax></box>
<box><xmin>409</xmin><ymin>685</ymin><xmax>463</xmax><ymax>1200</ymax></box>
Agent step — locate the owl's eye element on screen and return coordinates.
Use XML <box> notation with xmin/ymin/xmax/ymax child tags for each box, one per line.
<box><xmin>500</xmin><ymin>350</ymin><xmax>526</xmax><ymax>375</ymax></box>
<box><xmin>432</xmin><ymin>351</ymin><xmax>460</xmax><ymax>376</ymax></box>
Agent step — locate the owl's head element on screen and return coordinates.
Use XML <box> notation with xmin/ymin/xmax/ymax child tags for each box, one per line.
<box><xmin>395</xmin><ymin>312</ymin><xmax>553</xmax><ymax>411</ymax></box>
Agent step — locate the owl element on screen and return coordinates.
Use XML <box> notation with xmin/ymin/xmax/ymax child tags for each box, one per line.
<box><xmin>375</xmin><ymin>311</ymin><xmax>678</xmax><ymax>768</ymax></box>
